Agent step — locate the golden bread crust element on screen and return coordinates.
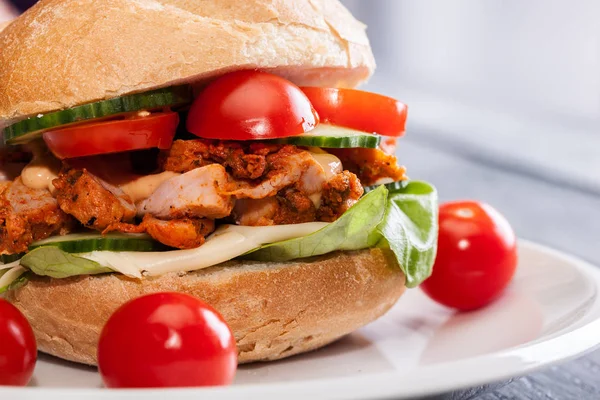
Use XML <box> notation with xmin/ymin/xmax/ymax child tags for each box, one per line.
<box><xmin>0</xmin><ymin>0</ymin><xmax>375</xmax><ymax>124</ymax></box>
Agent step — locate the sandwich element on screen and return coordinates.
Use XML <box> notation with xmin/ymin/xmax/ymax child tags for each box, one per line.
<box><xmin>0</xmin><ymin>0</ymin><xmax>437</xmax><ymax>365</ymax></box>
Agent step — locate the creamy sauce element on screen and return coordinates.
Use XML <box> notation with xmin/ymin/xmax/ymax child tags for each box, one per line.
<box><xmin>21</xmin><ymin>143</ymin><xmax>61</xmax><ymax>191</ymax></box>
<box><xmin>21</xmin><ymin>163</ymin><xmax>59</xmax><ymax>191</ymax></box>
<box><xmin>311</xmin><ymin>153</ymin><xmax>342</xmax><ymax>179</ymax></box>
<box><xmin>306</xmin><ymin>149</ymin><xmax>343</xmax><ymax>207</ymax></box>
<box><xmin>119</xmin><ymin>171</ymin><xmax>180</xmax><ymax>203</ymax></box>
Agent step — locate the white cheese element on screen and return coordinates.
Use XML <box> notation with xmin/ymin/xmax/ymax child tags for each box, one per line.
<box><xmin>0</xmin><ymin>265</ymin><xmax>26</xmax><ymax>288</ymax></box>
<box><xmin>0</xmin><ymin>260</ymin><xmax>21</xmax><ymax>270</ymax></box>
<box><xmin>80</xmin><ymin>222</ymin><xmax>328</xmax><ymax>277</ymax></box>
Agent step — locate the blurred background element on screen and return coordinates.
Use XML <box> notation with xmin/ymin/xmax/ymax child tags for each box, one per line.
<box><xmin>342</xmin><ymin>0</ymin><xmax>599</xmax><ymax>191</ymax></box>
<box><xmin>1</xmin><ymin>1</ymin><xmax>599</xmax><ymax>258</ymax></box>
<box><xmin>340</xmin><ymin>0</ymin><xmax>600</xmax><ymax>264</ymax></box>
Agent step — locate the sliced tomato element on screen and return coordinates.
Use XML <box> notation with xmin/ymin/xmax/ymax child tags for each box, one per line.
<box><xmin>301</xmin><ymin>87</ymin><xmax>407</xmax><ymax>136</ymax></box>
<box><xmin>43</xmin><ymin>112</ymin><xmax>178</xmax><ymax>159</ymax></box>
<box><xmin>186</xmin><ymin>70</ymin><xmax>319</xmax><ymax>140</ymax></box>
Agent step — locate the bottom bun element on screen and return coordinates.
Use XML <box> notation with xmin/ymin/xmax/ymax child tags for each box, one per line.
<box><xmin>6</xmin><ymin>248</ymin><xmax>406</xmax><ymax>366</ymax></box>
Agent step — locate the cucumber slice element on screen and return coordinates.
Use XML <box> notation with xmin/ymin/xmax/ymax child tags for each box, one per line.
<box><xmin>274</xmin><ymin>124</ymin><xmax>381</xmax><ymax>148</ymax></box>
<box><xmin>364</xmin><ymin>180</ymin><xmax>409</xmax><ymax>194</ymax></box>
<box><xmin>4</xmin><ymin>85</ymin><xmax>193</xmax><ymax>145</ymax></box>
<box><xmin>29</xmin><ymin>233</ymin><xmax>170</xmax><ymax>253</ymax></box>
<box><xmin>0</xmin><ymin>253</ymin><xmax>24</xmax><ymax>264</ymax></box>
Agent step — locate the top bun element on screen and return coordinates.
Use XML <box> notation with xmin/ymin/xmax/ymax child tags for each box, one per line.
<box><xmin>0</xmin><ymin>0</ymin><xmax>375</xmax><ymax>124</ymax></box>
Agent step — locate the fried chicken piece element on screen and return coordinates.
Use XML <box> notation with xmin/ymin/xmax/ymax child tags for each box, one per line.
<box><xmin>162</xmin><ymin>139</ymin><xmax>273</xmax><ymax>180</ymax></box>
<box><xmin>162</xmin><ymin>141</ymin><xmax>369</xmax><ymax>225</ymax></box>
<box><xmin>161</xmin><ymin>140</ymin><xmax>213</xmax><ymax>173</ymax></box>
<box><xmin>0</xmin><ymin>179</ymin><xmax>73</xmax><ymax>254</ymax></box>
<box><xmin>224</xmin><ymin>146</ymin><xmax>325</xmax><ymax>199</ymax></box>
<box><xmin>138</xmin><ymin>164</ymin><xmax>234</xmax><ymax>220</ymax></box>
<box><xmin>233</xmin><ymin>189</ymin><xmax>317</xmax><ymax>226</ymax></box>
<box><xmin>207</xmin><ymin>142</ymin><xmax>268</xmax><ymax>180</ymax></box>
<box><xmin>231</xmin><ymin>147</ymin><xmax>356</xmax><ymax>225</ymax></box>
<box><xmin>232</xmin><ymin>197</ymin><xmax>278</xmax><ymax>226</ymax></box>
<box><xmin>164</xmin><ymin>140</ymin><xmax>332</xmax><ymax>198</ymax></box>
<box><xmin>105</xmin><ymin>215</ymin><xmax>215</xmax><ymax>249</ymax></box>
<box><xmin>53</xmin><ymin>169</ymin><xmax>136</xmax><ymax>231</ymax></box>
<box><xmin>329</xmin><ymin>148</ymin><xmax>407</xmax><ymax>186</ymax></box>
<box><xmin>274</xmin><ymin>189</ymin><xmax>317</xmax><ymax>224</ymax></box>
<box><xmin>144</xmin><ymin>216</ymin><xmax>214</xmax><ymax>249</ymax></box>
<box><xmin>318</xmin><ymin>171</ymin><xmax>364</xmax><ymax>222</ymax></box>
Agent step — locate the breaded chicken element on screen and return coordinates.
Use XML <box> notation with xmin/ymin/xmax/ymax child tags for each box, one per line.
<box><xmin>318</xmin><ymin>171</ymin><xmax>364</xmax><ymax>222</ymax></box>
<box><xmin>232</xmin><ymin>189</ymin><xmax>318</xmax><ymax>226</ymax></box>
<box><xmin>224</xmin><ymin>146</ymin><xmax>324</xmax><ymax>199</ymax></box>
<box><xmin>232</xmin><ymin>171</ymin><xmax>362</xmax><ymax>226</ymax></box>
<box><xmin>0</xmin><ymin>178</ymin><xmax>73</xmax><ymax>254</ymax></box>
<box><xmin>53</xmin><ymin>169</ymin><xmax>136</xmax><ymax>231</ymax></box>
<box><xmin>162</xmin><ymin>139</ymin><xmax>273</xmax><ymax>180</ymax></box>
<box><xmin>329</xmin><ymin>148</ymin><xmax>407</xmax><ymax>186</ymax></box>
<box><xmin>105</xmin><ymin>215</ymin><xmax>215</xmax><ymax>249</ymax></box>
<box><xmin>138</xmin><ymin>164</ymin><xmax>234</xmax><ymax>220</ymax></box>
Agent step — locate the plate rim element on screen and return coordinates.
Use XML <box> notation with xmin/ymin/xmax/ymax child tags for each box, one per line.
<box><xmin>3</xmin><ymin>239</ymin><xmax>600</xmax><ymax>400</ymax></box>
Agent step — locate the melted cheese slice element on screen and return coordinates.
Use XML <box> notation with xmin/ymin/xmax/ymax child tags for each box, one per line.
<box><xmin>81</xmin><ymin>222</ymin><xmax>328</xmax><ymax>278</ymax></box>
<box><xmin>0</xmin><ymin>265</ymin><xmax>26</xmax><ymax>288</ymax></box>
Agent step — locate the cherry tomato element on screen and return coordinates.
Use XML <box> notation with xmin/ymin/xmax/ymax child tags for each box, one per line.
<box><xmin>97</xmin><ymin>292</ymin><xmax>237</xmax><ymax>388</ymax></box>
<box><xmin>0</xmin><ymin>299</ymin><xmax>37</xmax><ymax>386</ymax></box>
<box><xmin>301</xmin><ymin>87</ymin><xmax>407</xmax><ymax>136</ymax></box>
<box><xmin>187</xmin><ymin>70</ymin><xmax>319</xmax><ymax>140</ymax></box>
<box><xmin>421</xmin><ymin>201</ymin><xmax>518</xmax><ymax>311</ymax></box>
<box><xmin>43</xmin><ymin>112</ymin><xmax>178</xmax><ymax>159</ymax></box>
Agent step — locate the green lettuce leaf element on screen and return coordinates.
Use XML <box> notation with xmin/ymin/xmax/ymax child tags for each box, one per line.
<box><xmin>19</xmin><ymin>246</ymin><xmax>111</xmax><ymax>278</ymax></box>
<box><xmin>246</xmin><ymin>181</ymin><xmax>438</xmax><ymax>287</ymax></box>
<box><xmin>376</xmin><ymin>181</ymin><xmax>438</xmax><ymax>287</ymax></box>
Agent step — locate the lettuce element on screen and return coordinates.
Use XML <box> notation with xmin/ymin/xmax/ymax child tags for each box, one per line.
<box><xmin>20</xmin><ymin>247</ymin><xmax>111</xmax><ymax>278</ymax></box>
<box><xmin>376</xmin><ymin>182</ymin><xmax>438</xmax><ymax>287</ymax></box>
<box><xmin>246</xmin><ymin>182</ymin><xmax>438</xmax><ymax>287</ymax></box>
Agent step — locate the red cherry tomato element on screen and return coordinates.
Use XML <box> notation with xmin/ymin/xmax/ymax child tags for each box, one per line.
<box><xmin>97</xmin><ymin>292</ymin><xmax>237</xmax><ymax>388</ymax></box>
<box><xmin>187</xmin><ymin>70</ymin><xmax>319</xmax><ymax>140</ymax></box>
<box><xmin>0</xmin><ymin>299</ymin><xmax>37</xmax><ymax>386</ymax></box>
<box><xmin>43</xmin><ymin>112</ymin><xmax>178</xmax><ymax>159</ymax></box>
<box><xmin>301</xmin><ymin>87</ymin><xmax>407</xmax><ymax>136</ymax></box>
<box><xmin>421</xmin><ymin>201</ymin><xmax>518</xmax><ymax>311</ymax></box>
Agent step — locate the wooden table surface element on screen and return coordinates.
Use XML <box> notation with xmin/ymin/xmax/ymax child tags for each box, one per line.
<box><xmin>401</xmin><ymin>135</ymin><xmax>600</xmax><ymax>400</ymax></box>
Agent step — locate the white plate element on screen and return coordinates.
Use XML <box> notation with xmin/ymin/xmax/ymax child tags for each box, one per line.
<box><xmin>4</xmin><ymin>240</ymin><xmax>600</xmax><ymax>400</ymax></box>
